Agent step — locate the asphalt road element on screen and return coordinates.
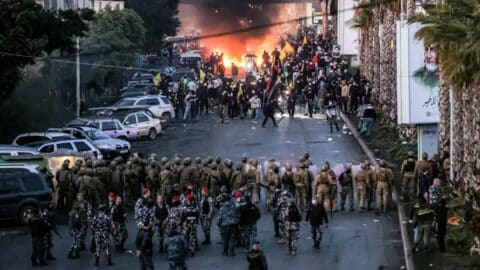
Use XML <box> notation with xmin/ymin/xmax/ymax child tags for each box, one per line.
<box><xmin>0</xmin><ymin>110</ymin><xmax>404</xmax><ymax>270</ymax></box>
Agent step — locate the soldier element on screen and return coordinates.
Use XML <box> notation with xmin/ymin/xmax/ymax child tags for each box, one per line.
<box><xmin>285</xmin><ymin>200</ymin><xmax>302</xmax><ymax>256</ymax></box>
<box><xmin>39</xmin><ymin>165</ymin><xmax>54</xmax><ymax>195</ymax></box>
<box><xmin>414</xmin><ymin>152</ymin><xmax>432</xmax><ymax>185</ymax></box>
<box><xmin>160</xmin><ymin>156</ymin><xmax>169</xmax><ymax>169</ymax></box>
<box><xmin>264</xmin><ymin>163</ymin><xmax>280</xmax><ymax>211</ymax></box>
<box><xmin>231</xmin><ymin>163</ymin><xmax>246</xmax><ymax>191</ymax></box>
<box><xmin>199</xmin><ymin>187</ymin><xmax>214</xmax><ymax>245</ymax></box>
<box><xmin>339</xmin><ymin>164</ymin><xmax>354</xmax><ymax>212</ymax></box>
<box><xmin>88</xmin><ymin>168</ymin><xmax>103</xmax><ymax>208</ymax></box>
<box><xmin>134</xmin><ymin>188</ymin><xmax>154</xmax><ymax>229</ymax></box>
<box><xmin>160</xmin><ymin>162</ymin><xmax>174</xmax><ymax>196</ymax></box>
<box><xmin>276</xmin><ymin>190</ymin><xmax>292</xmax><ymax>244</ymax></box>
<box><xmin>29</xmin><ymin>207</ymin><xmax>50</xmax><ymax>266</ymax></box>
<box><xmin>183</xmin><ymin>194</ymin><xmax>200</xmax><ymax>256</ymax></box>
<box><xmin>68</xmin><ymin>204</ymin><xmax>85</xmax><ymax>259</ymax></box>
<box><xmin>200</xmin><ymin>159</ymin><xmax>212</xmax><ymax>189</ymax></box>
<box><xmin>354</xmin><ymin>164</ymin><xmax>370</xmax><ymax>211</ymax></box>
<box><xmin>375</xmin><ymin>160</ymin><xmax>394</xmax><ymax>213</ymax></box>
<box><xmin>73</xmin><ymin>193</ymin><xmax>93</xmax><ymax>251</ymax></box>
<box><xmin>131</xmin><ymin>158</ymin><xmax>146</xmax><ymax>205</ymax></box>
<box><xmin>293</xmin><ymin>163</ymin><xmax>308</xmax><ymax>211</ymax></box>
<box><xmin>123</xmin><ymin>161</ymin><xmax>135</xmax><ymax>206</ymax></box>
<box><xmin>91</xmin><ymin>204</ymin><xmax>113</xmax><ymax>266</ymax></box>
<box><xmin>135</xmin><ymin>218</ymin><xmax>154</xmax><ymax>270</ymax></box>
<box><xmin>56</xmin><ymin>159</ymin><xmax>73</xmax><ymax>210</ymax></box>
<box><xmin>145</xmin><ymin>162</ymin><xmax>160</xmax><ymax>196</ymax></box>
<box><xmin>179</xmin><ymin>157</ymin><xmax>194</xmax><ymax>190</ymax></box>
<box><xmin>192</xmin><ymin>157</ymin><xmax>203</xmax><ymax>194</ymax></box>
<box><xmin>245</xmin><ymin>160</ymin><xmax>261</xmax><ymax>204</ymax></box>
<box><xmin>222</xmin><ymin>159</ymin><xmax>234</xmax><ymax>192</ymax></box>
<box><xmin>364</xmin><ymin>160</ymin><xmax>376</xmax><ymax>210</ymax></box>
<box><xmin>324</xmin><ymin>161</ymin><xmax>338</xmax><ymax>212</ymax></box>
<box><xmin>304</xmin><ymin>152</ymin><xmax>313</xmax><ymax>166</ymax></box>
<box><xmin>429</xmin><ymin>154</ymin><xmax>443</xmax><ymax>182</ymax></box>
<box><xmin>111</xmin><ymin>196</ymin><xmax>128</xmax><ymax>252</ymax></box>
<box><xmin>246</xmin><ymin>241</ymin><xmax>268</xmax><ymax>270</ymax></box>
<box><xmin>165</xmin><ymin>229</ymin><xmax>188</xmax><ymax>270</ymax></box>
<box><xmin>217</xmin><ymin>193</ymin><xmax>240</xmax><ymax>256</ymax></box>
<box><xmin>269</xmin><ymin>184</ymin><xmax>283</xmax><ymax>238</ymax></box>
<box><xmin>314</xmin><ymin>165</ymin><xmax>331</xmax><ymax>211</ymax></box>
<box><xmin>171</xmin><ymin>157</ymin><xmax>182</xmax><ymax>181</ymax></box>
<box><xmin>71</xmin><ymin>159</ymin><xmax>83</xmax><ymax>188</ymax></box>
<box><xmin>305</xmin><ymin>197</ymin><xmax>329</xmax><ymax>249</ymax></box>
<box><xmin>154</xmin><ymin>194</ymin><xmax>169</xmax><ymax>253</ymax></box>
<box><xmin>281</xmin><ymin>163</ymin><xmax>295</xmax><ymax>194</ymax></box>
<box><xmin>215</xmin><ymin>156</ymin><xmax>224</xmax><ymax>170</ymax></box>
<box><xmin>39</xmin><ymin>202</ymin><xmax>56</xmax><ymax>261</ymax></box>
<box><xmin>110</xmin><ymin>161</ymin><xmax>125</xmax><ymax>201</ymax></box>
<box><xmin>401</xmin><ymin>151</ymin><xmax>417</xmax><ymax>201</ymax></box>
<box><xmin>240</xmin><ymin>194</ymin><xmax>261</xmax><ymax>250</ymax></box>
<box><xmin>207</xmin><ymin>163</ymin><xmax>224</xmax><ymax>198</ymax></box>
<box><xmin>95</xmin><ymin>160</ymin><xmax>111</xmax><ymax>202</ymax></box>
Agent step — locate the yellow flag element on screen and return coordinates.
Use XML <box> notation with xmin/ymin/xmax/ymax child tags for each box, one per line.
<box><xmin>279</xmin><ymin>42</ymin><xmax>295</xmax><ymax>60</ymax></box>
<box><xmin>199</xmin><ymin>69</ymin><xmax>206</xmax><ymax>83</ymax></box>
<box><xmin>153</xmin><ymin>73</ymin><xmax>161</xmax><ymax>86</ymax></box>
<box><xmin>303</xmin><ymin>35</ymin><xmax>308</xmax><ymax>45</ymax></box>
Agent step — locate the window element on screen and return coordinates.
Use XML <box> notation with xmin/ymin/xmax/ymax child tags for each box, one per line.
<box><xmin>89</xmin><ymin>122</ymin><xmax>100</xmax><ymax>129</ymax></box>
<box><xmin>0</xmin><ymin>176</ymin><xmax>22</xmax><ymax>194</ymax></box>
<box><xmin>72</xmin><ymin>131</ymin><xmax>86</xmax><ymax>139</ymax></box>
<box><xmin>74</xmin><ymin>141</ymin><xmax>91</xmax><ymax>152</ymax></box>
<box><xmin>136</xmin><ymin>99</ymin><xmax>148</xmax><ymax>105</ymax></box>
<box><xmin>145</xmin><ymin>98</ymin><xmax>160</xmax><ymax>105</ymax></box>
<box><xmin>102</xmin><ymin>121</ymin><xmax>116</xmax><ymax>131</ymax></box>
<box><xmin>124</xmin><ymin>115</ymin><xmax>137</xmax><ymax>125</ymax></box>
<box><xmin>57</xmin><ymin>143</ymin><xmax>74</xmax><ymax>150</ymax></box>
<box><xmin>21</xmin><ymin>174</ymin><xmax>44</xmax><ymax>192</ymax></box>
<box><xmin>0</xmin><ymin>168</ymin><xmax>29</xmax><ymax>173</ymax></box>
<box><xmin>160</xmin><ymin>97</ymin><xmax>171</xmax><ymax>105</ymax></box>
<box><xmin>15</xmin><ymin>136</ymin><xmax>43</xmax><ymax>146</ymax></box>
<box><xmin>137</xmin><ymin>113</ymin><xmax>149</xmax><ymax>123</ymax></box>
<box><xmin>39</xmin><ymin>145</ymin><xmax>54</xmax><ymax>153</ymax></box>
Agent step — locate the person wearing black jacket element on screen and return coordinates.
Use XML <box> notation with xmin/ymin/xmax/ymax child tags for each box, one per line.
<box><xmin>29</xmin><ymin>208</ymin><xmax>51</xmax><ymax>266</ymax></box>
<box><xmin>305</xmin><ymin>198</ymin><xmax>329</xmax><ymax>249</ymax></box>
<box><xmin>240</xmin><ymin>195</ymin><xmax>261</xmax><ymax>250</ymax></box>
<box><xmin>246</xmin><ymin>241</ymin><xmax>268</xmax><ymax>270</ymax></box>
<box><xmin>418</xmin><ymin>168</ymin><xmax>430</xmax><ymax>205</ymax></box>
<box><xmin>262</xmin><ymin>99</ymin><xmax>278</xmax><ymax>128</ymax></box>
<box><xmin>136</xmin><ymin>219</ymin><xmax>154</xmax><ymax>270</ymax></box>
<box><xmin>154</xmin><ymin>194</ymin><xmax>169</xmax><ymax>253</ymax></box>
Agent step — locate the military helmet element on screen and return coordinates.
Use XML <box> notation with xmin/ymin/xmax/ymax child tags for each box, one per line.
<box><xmin>323</xmin><ymin>161</ymin><xmax>331</xmax><ymax>169</ymax></box>
<box><xmin>202</xmin><ymin>159</ymin><xmax>209</xmax><ymax>166</ymax></box>
<box><xmin>110</xmin><ymin>161</ymin><xmax>117</xmax><ymax>168</ymax></box>
<box><xmin>321</xmin><ymin>164</ymin><xmax>328</xmax><ymax>171</ymax></box>
<box><xmin>407</xmin><ymin>151</ymin><xmax>415</xmax><ymax>158</ymax></box>
<box><xmin>224</xmin><ymin>159</ymin><xmax>233</xmax><ymax>168</ymax></box>
<box><xmin>149</xmin><ymin>153</ymin><xmax>157</xmax><ymax>160</ymax></box>
<box><xmin>86</xmin><ymin>168</ymin><xmax>95</xmax><ymax>177</ymax></box>
<box><xmin>183</xmin><ymin>157</ymin><xmax>191</xmax><ymax>166</ymax></box>
<box><xmin>195</xmin><ymin>157</ymin><xmax>202</xmax><ymax>164</ymax></box>
<box><xmin>174</xmin><ymin>153</ymin><xmax>183</xmax><ymax>159</ymax></box>
<box><xmin>378</xmin><ymin>159</ymin><xmax>386</xmax><ymax>167</ymax></box>
<box><xmin>364</xmin><ymin>160</ymin><xmax>371</xmax><ymax>166</ymax></box>
<box><xmin>113</xmin><ymin>156</ymin><xmax>124</xmax><ymax>164</ymax></box>
<box><xmin>304</xmin><ymin>152</ymin><xmax>310</xmax><ymax>159</ymax></box>
<box><xmin>174</xmin><ymin>157</ymin><xmax>181</xmax><ymax>165</ymax></box>
<box><xmin>78</xmin><ymin>168</ymin><xmax>87</xmax><ymax>176</ymax></box>
<box><xmin>236</xmin><ymin>163</ymin><xmax>243</xmax><ymax>170</ymax></box>
<box><xmin>207</xmin><ymin>156</ymin><xmax>214</xmax><ymax>164</ymax></box>
<box><xmin>164</xmin><ymin>162</ymin><xmax>171</xmax><ymax>169</ymax></box>
<box><xmin>241</xmin><ymin>155</ymin><xmax>248</xmax><ymax>163</ymax></box>
<box><xmin>215</xmin><ymin>156</ymin><xmax>222</xmax><ymax>164</ymax></box>
<box><xmin>63</xmin><ymin>159</ymin><xmax>71</xmax><ymax>165</ymax></box>
<box><xmin>161</xmin><ymin>157</ymin><xmax>168</xmax><ymax>164</ymax></box>
<box><xmin>75</xmin><ymin>159</ymin><xmax>83</xmax><ymax>166</ymax></box>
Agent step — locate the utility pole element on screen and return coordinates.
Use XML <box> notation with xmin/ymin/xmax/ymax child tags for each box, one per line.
<box><xmin>322</xmin><ymin>0</ymin><xmax>328</xmax><ymax>39</ymax></box>
<box><xmin>76</xmin><ymin>37</ymin><xmax>81</xmax><ymax>117</ymax></box>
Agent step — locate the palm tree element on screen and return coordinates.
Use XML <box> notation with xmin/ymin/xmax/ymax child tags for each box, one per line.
<box><xmin>410</xmin><ymin>0</ymin><xmax>480</xmax><ymax>219</ymax></box>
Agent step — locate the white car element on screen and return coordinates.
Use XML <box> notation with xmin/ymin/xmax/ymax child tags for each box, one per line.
<box><xmin>112</xmin><ymin>95</ymin><xmax>175</xmax><ymax>120</ymax></box>
<box><xmin>37</xmin><ymin>139</ymin><xmax>103</xmax><ymax>160</ymax></box>
<box><xmin>0</xmin><ymin>163</ymin><xmax>40</xmax><ymax>174</ymax></box>
<box><xmin>12</xmin><ymin>132</ymin><xmax>75</xmax><ymax>147</ymax></box>
<box><xmin>112</xmin><ymin>110</ymin><xmax>162</xmax><ymax>140</ymax></box>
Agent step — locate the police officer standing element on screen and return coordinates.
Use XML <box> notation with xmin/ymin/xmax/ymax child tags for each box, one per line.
<box><xmin>401</xmin><ymin>151</ymin><xmax>416</xmax><ymax>201</ymax></box>
<box><xmin>166</xmin><ymin>229</ymin><xmax>188</xmax><ymax>270</ymax></box>
<box><xmin>217</xmin><ymin>194</ymin><xmax>240</xmax><ymax>256</ymax></box>
<box><xmin>68</xmin><ymin>204</ymin><xmax>84</xmax><ymax>259</ymax></box>
<box><xmin>305</xmin><ymin>197</ymin><xmax>329</xmax><ymax>249</ymax></box>
<box><xmin>339</xmin><ymin>164</ymin><xmax>354</xmax><ymax>212</ymax></box>
<box><xmin>91</xmin><ymin>204</ymin><xmax>113</xmax><ymax>266</ymax></box>
<box><xmin>375</xmin><ymin>160</ymin><xmax>394</xmax><ymax>213</ymax></box>
<box><xmin>285</xmin><ymin>200</ymin><xmax>302</xmax><ymax>256</ymax></box>
<box><xmin>135</xmin><ymin>219</ymin><xmax>154</xmax><ymax>270</ymax></box>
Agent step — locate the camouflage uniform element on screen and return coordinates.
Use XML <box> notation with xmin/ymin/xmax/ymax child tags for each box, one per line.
<box><xmin>231</xmin><ymin>164</ymin><xmax>246</xmax><ymax>191</ymax></box>
<box><xmin>145</xmin><ymin>163</ymin><xmax>160</xmax><ymax>196</ymax></box>
<box><xmin>68</xmin><ymin>204</ymin><xmax>85</xmax><ymax>259</ymax></box>
<box><xmin>75</xmin><ymin>199</ymin><xmax>93</xmax><ymax>250</ymax></box>
<box><xmin>354</xmin><ymin>165</ymin><xmax>370</xmax><ymax>210</ymax></box>
<box><xmin>200</xmin><ymin>160</ymin><xmax>212</xmax><ymax>189</ymax></box>
<box><xmin>294</xmin><ymin>164</ymin><xmax>309</xmax><ymax>211</ymax></box>
<box><xmin>40</xmin><ymin>207</ymin><xmax>54</xmax><ymax>260</ymax></box>
<box><xmin>245</xmin><ymin>160</ymin><xmax>261</xmax><ymax>204</ymax></box>
<box><xmin>110</xmin><ymin>163</ymin><xmax>125</xmax><ymax>200</ymax></box>
<box><xmin>264</xmin><ymin>165</ymin><xmax>279</xmax><ymax>211</ymax></box>
<box><xmin>192</xmin><ymin>158</ymin><xmax>203</xmax><ymax>194</ymax></box>
<box><xmin>325</xmin><ymin>163</ymin><xmax>338</xmax><ymax>212</ymax></box>
<box><xmin>56</xmin><ymin>160</ymin><xmax>73</xmax><ymax>210</ymax></box>
<box><xmin>207</xmin><ymin>163</ymin><xmax>224</xmax><ymax>198</ymax></box>
<box><xmin>364</xmin><ymin>161</ymin><xmax>376</xmax><ymax>210</ymax></box>
<box><xmin>222</xmin><ymin>160</ymin><xmax>234</xmax><ymax>192</ymax></box>
<box><xmin>179</xmin><ymin>158</ymin><xmax>195</xmax><ymax>190</ymax></box>
<box><xmin>401</xmin><ymin>152</ymin><xmax>417</xmax><ymax>201</ymax></box>
<box><xmin>183</xmin><ymin>202</ymin><xmax>200</xmax><ymax>255</ymax></box>
<box><xmin>217</xmin><ymin>200</ymin><xmax>240</xmax><ymax>256</ymax></box>
<box><xmin>285</xmin><ymin>203</ymin><xmax>301</xmax><ymax>255</ymax></box>
<box><xmin>88</xmin><ymin>169</ymin><xmax>103</xmax><ymax>208</ymax></box>
<box><xmin>164</xmin><ymin>204</ymin><xmax>185</xmax><ymax>236</ymax></box>
<box><xmin>339</xmin><ymin>166</ymin><xmax>354</xmax><ymax>211</ymax></box>
<box><xmin>165</xmin><ymin>233</ymin><xmax>188</xmax><ymax>269</ymax></box>
<box><xmin>281</xmin><ymin>164</ymin><xmax>295</xmax><ymax>194</ymax></box>
<box><xmin>134</xmin><ymin>196</ymin><xmax>154</xmax><ymax>228</ymax></box>
<box><xmin>375</xmin><ymin>161</ymin><xmax>394</xmax><ymax>213</ymax></box>
<box><xmin>159</xmin><ymin>164</ymin><xmax>174</xmax><ymax>196</ymax></box>
<box><xmin>276</xmin><ymin>190</ymin><xmax>292</xmax><ymax>241</ymax></box>
<box><xmin>91</xmin><ymin>208</ymin><xmax>112</xmax><ymax>266</ymax></box>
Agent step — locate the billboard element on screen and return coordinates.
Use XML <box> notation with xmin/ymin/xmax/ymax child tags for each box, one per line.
<box><xmin>337</xmin><ymin>0</ymin><xmax>359</xmax><ymax>55</ymax></box>
<box><xmin>397</xmin><ymin>21</ymin><xmax>440</xmax><ymax>124</ymax></box>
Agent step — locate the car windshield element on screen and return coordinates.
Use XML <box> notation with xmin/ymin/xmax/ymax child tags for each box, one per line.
<box><xmin>85</xmin><ymin>129</ymin><xmax>110</xmax><ymax>140</ymax></box>
<box><xmin>114</xmin><ymin>99</ymin><xmax>136</xmax><ymax>106</ymax></box>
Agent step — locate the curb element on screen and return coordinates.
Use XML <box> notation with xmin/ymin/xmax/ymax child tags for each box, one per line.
<box><xmin>340</xmin><ymin>111</ymin><xmax>414</xmax><ymax>270</ymax></box>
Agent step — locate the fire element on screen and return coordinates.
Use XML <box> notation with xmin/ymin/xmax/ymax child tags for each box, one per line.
<box><xmin>448</xmin><ymin>216</ymin><xmax>462</xmax><ymax>226</ymax></box>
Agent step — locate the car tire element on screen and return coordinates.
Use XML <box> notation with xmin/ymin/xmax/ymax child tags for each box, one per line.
<box><xmin>18</xmin><ymin>204</ymin><xmax>36</xmax><ymax>225</ymax></box>
<box><xmin>162</xmin><ymin>112</ymin><xmax>172</xmax><ymax>120</ymax></box>
<box><xmin>148</xmin><ymin>128</ymin><xmax>157</xmax><ymax>140</ymax></box>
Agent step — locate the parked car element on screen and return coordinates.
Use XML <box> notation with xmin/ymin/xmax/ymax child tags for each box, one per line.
<box><xmin>12</xmin><ymin>132</ymin><xmax>75</xmax><ymax>148</ymax></box>
<box><xmin>131</xmin><ymin>72</ymin><xmax>154</xmax><ymax>84</ymax></box>
<box><xmin>111</xmin><ymin>95</ymin><xmax>175</xmax><ymax>120</ymax></box>
<box><xmin>120</xmin><ymin>83</ymin><xmax>158</xmax><ymax>98</ymax></box>
<box><xmin>0</xmin><ymin>172</ymin><xmax>52</xmax><ymax>224</ymax></box>
<box><xmin>49</xmin><ymin>126</ymin><xmax>131</xmax><ymax>160</ymax></box>
<box><xmin>36</xmin><ymin>139</ymin><xmax>103</xmax><ymax>160</ymax></box>
<box><xmin>66</xmin><ymin>118</ymin><xmax>140</xmax><ymax>140</ymax></box>
<box><xmin>171</xmin><ymin>69</ymin><xmax>197</xmax><ymax>82</ymax></box>
<box><xmin>0</xmin><ymin>145</ymin><xmax>40</xmax><ymax>157</ymax></box>
<box><xmin>110</xmin><ymin>110</ymin><xmax>162</xmax><ymax>140</ymax></box>
<box><xmin>0</xmin><ymin>163</ymin><xmax>40</xmax><ymax>174</ymax></box>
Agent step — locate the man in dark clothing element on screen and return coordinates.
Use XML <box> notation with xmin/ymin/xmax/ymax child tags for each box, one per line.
<box><xmin>165</xmin><ymin>230</ymin><xmax>188</xmax><ymax>270</ymax></box>
<box><xmin>360</xmin><ymin>104</ymin><xmax>377</xmax><ymax>137</ymax></box>
<box><xmin>136</xmin><ymin>219</ymin><xmax>154</xmax><ymax>270</ymax></box>
<box><xmin>305</xmin><ymin>197</ymin><xmax>329</xmax><ymax>249</ymax></box>
<box><xmin>262</xmin><ymin>99</ymin><xmax>277</xmax><ymax>128</ymax></box>
<box><xmin>246</xmin><ymin>241</ymin><xmax>268</xmax><ymax>270</ymax></box>
<box><xmin>29</xmin><ymin>208</ymin><xmax>51</xmax><ymax>266</ymax></box>
<box><xmin>418</xmin><ymin>168</ymin><xmax>430</xmax><ymax>205</ymax></box>
<box><xmin>240</xmin><ymin>195</ymin><xmax>261</xmax><ymax>250</ymax></box>
<box><xmin>287</xmin><ymin>93</ymin><xmax>296</xmax><ymax>119</ymax></box>
<box><xmin>434</xmin><ymin>198</ymin><xmax>448</xmax><ymax>253</ymax></box>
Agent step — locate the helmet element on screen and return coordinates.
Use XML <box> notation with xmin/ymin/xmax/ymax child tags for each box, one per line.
<box><xmin>241</xmin><ymin>155</ymin><xmax>248</xmax><ymax>163</ymax></box>
<box><xmin>236</xmin><ymin>163</ymin><xmax>243</xmax><ymax>170</ymax></box>
<box><xmin>183</xmin><ymin>157</ymin><xmax>191</xmax><ymax>166</ymax></box>
<box><xmin>225</xmin><ymin>159</ymin><xmax>233</xmax><ymax>168</ymax></box>
<box><xmin>304</xmin><ymin>152</ymin><xmax>310</xmax><ymax>159</ymax></box>
<box><xmin>215</xmin><ymin>156</ymin><xmax>222</xmax><ymax>164</ymax></box>
<box><xmin>174</xmin><ymin>158</ymin><xmax>181</xmax><ymax>165</ymax></box>
<box><xmin>407</xmin><ymin>151</ymin><xmax>415</xmax><ymax>158</ymax></box>
<box><xmin>345</xmin><ymin>163</ymin><xmax>352</xmax><ymax>171</ymax></box>
<box><xmin>195</xmin><ymin>157</ymin><xmax>202</xmax><ymax>164</ymax></box>
<box><xmin>207</xmin><ymin>156</ymin><xmax>214</xmax><ymax>164</ymax></box>
<box><xmin>161</xmin><ymin>157</ymin><xmax>168</xmax><ymax>165</ymax></box>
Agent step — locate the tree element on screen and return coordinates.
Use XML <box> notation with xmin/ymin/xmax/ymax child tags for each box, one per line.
<box><xmin>125</xmin><ymin>0</ymin><xmax>180</xmax><ymax>53</ymax></box>
<box><xmin>80</xmin><ymin>7</ymin><xmax>146</xmax><ymax>92</ymax></box>
<box><xmin>410</xmin><ymin>1</ymin><xmax>480</xmax><ymax>220</ymax></box>
<box><xmin>0</xmin><ymin>0</ymin><xmax>93</xmax><ymax>99</ymax></box>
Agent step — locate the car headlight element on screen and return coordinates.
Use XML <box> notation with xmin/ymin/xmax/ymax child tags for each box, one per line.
<box><xmin>98</xmin><ymin>144</ymin><xmax>116</xmax><ymax>150</ymax></box>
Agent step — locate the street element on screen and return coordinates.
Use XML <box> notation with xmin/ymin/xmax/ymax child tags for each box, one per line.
<box><xmin>0</xmin><ymin>112</ymin><xmax>403</xmax><ymax>270</ymax></box>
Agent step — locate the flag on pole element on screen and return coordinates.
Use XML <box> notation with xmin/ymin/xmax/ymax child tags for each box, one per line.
<box><xmin>264</xmin><ymin>51</ymin><xmax>282</xmax><ymax>104</ymax></box>
<box><xmin>199</xmin><ymin>69</ymin><xmax>206</xmax><ymax>83</ymax></box>
<box><xmin>279</xmin><ymin>42</ymin><xmax>294</xmax><ymax>60</ymax></box>
<box><xmin>153</xmin><ymin>73</ymin><xmax>161</xmax><ymax>86</ymax></box>
<box><xmin>303</xmin><ymin>35</ymin><xmax>308</xmax><ymax>45</ymax></box>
